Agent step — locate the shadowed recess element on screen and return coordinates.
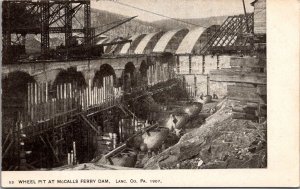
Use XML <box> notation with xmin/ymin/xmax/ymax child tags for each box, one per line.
<box><xmin>93</xmin><ymin>64</ymin><xmax>116</xmax><ymax>88</ymax></box>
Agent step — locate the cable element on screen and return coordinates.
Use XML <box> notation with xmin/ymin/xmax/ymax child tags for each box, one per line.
<box><xmin>111</xmin><ymin>1</ymin><xmax>209</xmax><ymax>28</ymax></box>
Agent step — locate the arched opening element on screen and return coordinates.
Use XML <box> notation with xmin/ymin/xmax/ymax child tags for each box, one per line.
<box><xmin>2</xmin><ymin>71</ymin><xmax>36</xmax><ymax>130</ymax></box>
<box><xmin>139</xmin><ymin>60</ymin><xmax>149</xmax><ymax>87</ymax></box>
<box><xmin>52</xmin><ymin>67</ymin><xmax>86</xmax><ymax>97</ymax></box>
<box><xmin>2</xmin><ymin>72</ymin><xmax>36</xmax><ymax>170</ymax></box>
<box><xmin>123</xmin><ymin>62</ymin><xmax>137</xmax><ymax>91</ymax></box>
<box><xmin>93</xmin><ymin>64</ymin><xmax>116</xmax><ymax>87</ymax></box>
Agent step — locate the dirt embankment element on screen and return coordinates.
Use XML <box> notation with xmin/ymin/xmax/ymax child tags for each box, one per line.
<box><xmin>144</xmin><ymin>99</ymin><xmax>267</xmax><ymax>169</ymax></box>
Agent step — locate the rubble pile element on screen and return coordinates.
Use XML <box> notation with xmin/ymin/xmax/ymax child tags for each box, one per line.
<box><xmin>144</xmin><ymin>99</ymin><xmax>267</xmax><ymax>169</ymax></box>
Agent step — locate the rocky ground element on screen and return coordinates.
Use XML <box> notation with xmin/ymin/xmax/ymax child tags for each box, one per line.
<box><xmin>143</xmin><ymin>99</ymin><xmax>267</xmax><ymax>169</ymax></box>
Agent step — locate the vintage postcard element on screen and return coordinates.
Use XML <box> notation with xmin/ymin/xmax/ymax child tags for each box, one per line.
<box><xmin>1</xmin><ymin>0</ymin><xmax>299</xmax><ymax>187</ymax></box>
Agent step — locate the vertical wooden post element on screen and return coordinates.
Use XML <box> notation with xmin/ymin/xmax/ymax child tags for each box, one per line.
<box><xmin>97</xmin><ymin>87</ymin><xmax>100</xmax><ymax>105</ymax></box>
<box><xmin>27</xmin><ymin>83</ymin><xmax>31</xmax><ymax>122</ymax></box>
<box><xmin>30</xmin><ymin>83</ymin><xmax>34</xmax><ymax>122</ymax></box>
<box><xmin>92</xmin><ymin>87</ymin><xmax>94</xmax><ymax>107</ymax></box>
<box><xmin>82</xmin><ymin>88</ymin><xmax>85</xmax><ymax>110</ymax></box>
<box><xmin>207</xmin><ymin>75</ymin><xmax>210</xmax><ymax>95</ymax></box>
<box><xmin>45</xmin><ymin>82</ymin><xmax>49</xmax><ymax>120</ymax></box>
<box><xmin>176</xmin><ymin>55</ymin><xmax>180</xmax><ymax>74</ymax></box>
<box><xmin>69</xmin><ymin>83</ymin><xmax>72</xmax><ymax>110</ymax></box>
<box><xmin>83</xmin><ymin>88</ymin><xmax>86</xmax><ymax>110</ymax></box>
<box><xmin>194</xmin><ymin>75</ymin><xmax>197</xmax><ymax>97</ymax></box>
<box><xmin>94</xmin><ymin>86</ymin><xmax>96</xmax><ymax>106</ymax></box>
<box><xmin>64</xmin><ymin>83</ymin><xmax>67</xmax><ymax>112</ymax></box>
<box><xmin>104</xmin><ymin>77</ymin><xmax>106</xmax><ymax>104</ymax></box>
<box><xmin>86</xmin><ymin>87</ymin><xmax>88</xmax><ymax>110</ymax></box>
<box><xmin>73</xmin><ymin>141</ymin><xmax>76</xmax><ymax>165</ymax></box>
<box><xmin>88</xmin><ymin>79</ymin><xmax>92</xmax><ymax>107</ymax></box>
<box><xmin>34</xmin><ymin>83</ymin><xmax>37</xmax><ymax>122</ymax></box>
<box><xmin>100</xmin><ymin>87</ymin><xmax>102</xmax><ymax>105</ymax></box>
<box><xmin>110</xmin><ymin>76</ymin><xmax>112</xmax><ymax>105</ymax></box>
<box><xmin>202</xmin><ymin>55</ymin><xmax>205</xmax><ymax>74</ymax></box>
<box><xmin>65</xmin><ymin>83</ymin><xmax>69</xmax><ymax>111</ymax></box>
<box><xmin>108</xmin><ymin>76</ymin><xmax>110</xmax><ymax>104</ymax></box>
<box><xmin>41</xmin><ymin>82</ymin><xmax>45</xmax><ymax>121</ymax></box>
<box><xmin>94</xmin><ymin>87</ymin><xmax>96</xmax><ymax>106</ymax></box>
<box><xmin>217</xmin><ymin>55</ymin><xmax>220</xmax><ymax>69</ymax></box>
<box><xmin>38</xmin><ymin>83</ymin><xmax>42</xmax><ymax>121</ymax></box>
<box><xmin>101</xmin><ymin>87</ymin><xmax>103</xmax><ymax>104</ymax></box>
<box><xmin>149</xmin><ymin>66</ymin><xmax>152</xmax><ymax>86</ymax></box>
<box><xmin>52</xmin><ymin>98</ymin><xmax>55</xmax><ymax>118</ymax></box>
<box><xmin>79</xmin><ymin>88</ymin><xmax>82</xmax><ymax>110</ymax></box>
<box><xmin>189</xmin><ymin>55</ymin><xmax>192</xmax><ymax>74</ymax></box>
<box><xmin>60</xmin><ymin>84</ymin><xmax>63</xmax><ymax>113</ymax></box>
<box><xmin>56</xmin><ymin>85</ymin><xmax>59</xmax><ymax>100</ymax></box>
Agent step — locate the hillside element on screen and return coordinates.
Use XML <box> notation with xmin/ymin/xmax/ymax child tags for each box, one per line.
<box><xmin>89</xmin><ymin>8</ymin><xmax>160</xmax><ymax>38</ymax></box>
<box><xmin>151</xmin><ymin>16</ymin><xmax>228</xmax><ymax>30</ymax></box>
<box><xmin>22</xmin><ymin>9</ymin><xmax>229</xmax><ymax>53</ymax></box>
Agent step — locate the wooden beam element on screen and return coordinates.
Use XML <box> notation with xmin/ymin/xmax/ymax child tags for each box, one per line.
<box><xmin>210</xmin><ymin>70</ymin><xmax>266</xmax><ymax>84</ymax></box>
<box><xmin>3</xmin><ymin>129</ymin><xmax>12</xmax><ymax>147</ymax></box>
<box><xmin>227</xmin><ymin>96</ymin><xmax>266</xmax><ymax>105</ymax></box>
<box><xmin>104</xmin><ymin>143</ymin><xmax>127</xmax><ymax>159</ymax></box>
<box><xmin>227</xmin><ymin>87</ymin><xmax>260</xmax><ymax>100</ymax></box>
<box><xmin>79</xmin><ymin>113</ymin><xmax>100</xmax><ymax>135</ymax></box>
<box><xmin>45</xmin><ymin>135</ymin><xmax>60</xmax><ymax>163</ymax></box>
<box><xmin>2</xmin><ymin>140</ymin><xmax>13</xmax><ymax>159</ymax></box>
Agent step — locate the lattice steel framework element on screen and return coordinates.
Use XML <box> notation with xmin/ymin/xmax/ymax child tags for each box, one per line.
<box><xmin>200</xmin><ymin>13</ymin><xmax>254</xmax><ymax>55</ymax></box>
<box><xmin>2</xmin><ymin>0</ymin><xmax>94</xmax><ymax>59</ymax></box>
<box><xmin>41</xmin><ymin>0</ymin><xmax>50</xmax><ymax>55</ymax></box>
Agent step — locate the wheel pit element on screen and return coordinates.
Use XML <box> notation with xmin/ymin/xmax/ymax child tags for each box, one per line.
<box><xmin>3</xmin><ymin>75</ymin><xmax>186</xmax><ymax>170</ymax></box>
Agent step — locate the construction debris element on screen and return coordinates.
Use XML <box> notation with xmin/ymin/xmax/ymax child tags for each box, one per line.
<box><xmin>143</xmin><ymin>99</ymin><xmax>267</xmax><ymax>169</ymax></box>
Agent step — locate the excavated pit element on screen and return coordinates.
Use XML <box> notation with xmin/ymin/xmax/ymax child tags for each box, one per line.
<box><xmin>53</xmin><ymin>82</ymin><xmax>267</xmax><ymax>170</ymax></box>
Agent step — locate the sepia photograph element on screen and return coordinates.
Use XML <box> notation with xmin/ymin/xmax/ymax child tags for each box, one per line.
<box><xmin>1</xmin><ymin>0</ymin><xmax>267</xmax><ymax>172</ymax></box>
<box><xmin>2</xmin><ymin>0</ymin><xmax>299</xmax><ymax>187</ymax></box>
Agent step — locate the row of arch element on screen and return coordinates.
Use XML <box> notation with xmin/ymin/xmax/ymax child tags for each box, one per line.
<box><xmin>97</xmin><ymin>25</ymin><xmax>220</xmax><ymax>55</ymax></box>
<box><xmin>2</xmin><ymin>61</ymin><xmax>151</xmax><ymax>102</ymax></box>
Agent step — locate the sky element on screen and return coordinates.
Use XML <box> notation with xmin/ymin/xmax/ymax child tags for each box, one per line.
<box><xmin>91</xmin><ymin>0</ymin><xmax>255</xmax><ymax>22</ymax></box>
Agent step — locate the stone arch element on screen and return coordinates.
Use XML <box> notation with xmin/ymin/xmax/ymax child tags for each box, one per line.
<box><xmin>52</xmin><ymin>67</ymin><xmax>86</xmax><ymax>97</ymax></box>
<box><xmin>93</xmin><ymin>64</ymin><xmax>116</xmax><ymax>87</ymax></box>
<box><xmin>122</xmin><ymin>62</ymin><xmax>137</xmax><ymax>91</ymax></box>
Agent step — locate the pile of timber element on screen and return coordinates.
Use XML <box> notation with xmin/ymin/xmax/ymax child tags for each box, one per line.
<box><xmin>210</xmin><ymin>56</ymin><xmax>266</xmax><ymax>103</ymax></box>
<box><xmin>227</xmin><ymin>83</ymin><xmax>266</xmax><ymax>103</ymax></box>
<box><xmin>209</xmin><ymin>56</ymin><xmax>267</xmax><ymax>121</ymax></box>
<box><xmin>227</xmin><ymin>56</ymin><xmax>266</xmax><ymax>102</ymax></box>
<box><xmin>210</xmin><ymin>57</ymin><xmax>266</xmax><ymax>85</ymax></box>
<box><xmin>231</xmin><ymin>102</ymin><xmax>266</xmax><ymax>121</ymax></box>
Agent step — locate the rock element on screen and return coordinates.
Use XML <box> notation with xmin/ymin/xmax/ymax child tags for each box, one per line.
<box><xmin>143</xmin><ymin>99</ymin><xmax>267</xmax><ymax>169</ymax></box>
<box><xmin>197</xmin><ymin>159</ymin><xmax>204</xmax><ymax>167</ymax></box>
